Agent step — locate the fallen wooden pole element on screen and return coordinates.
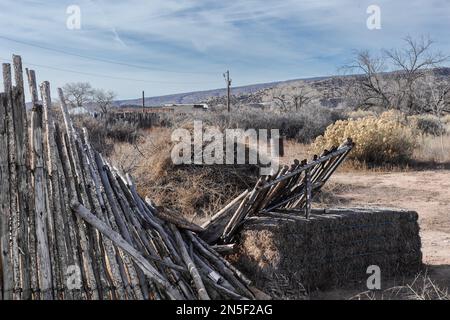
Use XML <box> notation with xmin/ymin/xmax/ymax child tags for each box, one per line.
<box><xmin>170</xmin><ymin>224</ymin><xmax>210</xmax><ymax>300</ymax></box>
<box><xmin>70</xmin><ymin>200</ymin><xmax>184</xmax><ymax>300</ymax></box>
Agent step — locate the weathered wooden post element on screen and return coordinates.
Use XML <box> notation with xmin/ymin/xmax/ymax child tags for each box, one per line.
<box><xmin>12</xmin><ymin>55</ymin><xmax>32</xmax><ymax>300</ymax></box>
<box><xmin>0</xmin><ymin>89</ymin><xmax>13</xmax><ymax>300</ymax></box>
<box><xmin>3</xmin><ymin>63</ymin><xmax>23</xmax><ymax>300</ymax></box>
<box><xmin>304</xmin><ymin>168</ymin><xmax>311</xmax><ymax>219</ymax></box>
<box><xmin>28</xmin><ymin>69</ymin><xmax>53</xmax><ymax>300</ymax></box>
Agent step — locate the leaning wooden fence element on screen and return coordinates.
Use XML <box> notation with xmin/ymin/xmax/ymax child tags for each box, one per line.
<box><xmin>200</xmin><ymin>139</ymin><xmax>354</xmax><ymax>244</ymax></box>
<box><xmin>0</xmin><ymin>55</ymin><xmax>254</xmax><ymax>300</ymax></box>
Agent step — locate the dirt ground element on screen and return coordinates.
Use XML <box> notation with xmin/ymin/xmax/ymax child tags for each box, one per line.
<box><xmin>312</xmin><ymin>169</ymin><xmax>450</xmax><ymax>299</ymax></box>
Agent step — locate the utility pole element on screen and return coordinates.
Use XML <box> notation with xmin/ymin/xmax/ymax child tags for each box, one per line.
<box><xmin>223</xmin><ymin>70</ymin><xmax>231</xmax><ymax>112</ymax></box>
<box><xmin>142</xmin><ymin>90</ymin><xmax>145</xmax><ymax>112</ymax></box>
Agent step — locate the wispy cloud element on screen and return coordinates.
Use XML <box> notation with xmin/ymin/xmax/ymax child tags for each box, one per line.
<box><xmin>0</xmin><ymin>0</ymin><xmax>449</xmax><ymax>98</ymax></box>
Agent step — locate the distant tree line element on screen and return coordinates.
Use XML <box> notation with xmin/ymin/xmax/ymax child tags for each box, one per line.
<box><xmin>62</xmin><ymin>82</ymin><xmax>116</xmax><ymax>115</ymax></box>
<box><xmin>256</xmin><ymin>36</ymin><xmax>450</xmax><ymax>118</ymax></box>
<box><xmin>344</xmin><ymin>35</ymin><xmax>450</xmax><ymax>117</ymax></box>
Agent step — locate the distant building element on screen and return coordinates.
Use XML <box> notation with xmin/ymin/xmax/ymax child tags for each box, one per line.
<box><xmin>69</xmin><ymin>106</ymin><xmax>96</xmax><ymax>116</ymax></box>
<box><xmin>163</xmin><ymin>103</ymin><xmax>209</xmax><ymax>112</ymax></box>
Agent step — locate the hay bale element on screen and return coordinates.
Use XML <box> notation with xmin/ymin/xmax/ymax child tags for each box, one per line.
<box><xmin>234</xmin><ymin>207</ymin><xmax>422</xmax><ymax>297</ymax></box>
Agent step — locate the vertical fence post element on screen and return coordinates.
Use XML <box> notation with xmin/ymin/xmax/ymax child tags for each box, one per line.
<box><xmin>304</xmin><ymin>168</ymin><xmax>311</xmax><ymax>219</ymax></box>
<box><xmin>29</xmin><ymin>69</ymin><xmax>54</xmax><ymax>300</ymax></box>
<box><xmin>0</xmin><ymin>90</ymin><xmax>13</xmax><ymax>300</ymax></box>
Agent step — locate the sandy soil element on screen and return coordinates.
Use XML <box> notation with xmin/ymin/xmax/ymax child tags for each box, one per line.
<box><xmin>328</xmin><ymin>170</ymin><xmax>450</xmax><ymax>265</ymax></box>
<box><xmin>312</xmin><ymin>169</ymin><xmax>450</xmax><ymax>298</ymax></box>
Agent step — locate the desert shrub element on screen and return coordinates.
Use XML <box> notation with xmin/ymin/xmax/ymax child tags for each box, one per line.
<box><xmin>162</xmin><ymin>105</ymin><xmax>345</xmax><ymax>143</ymax></box>
<box><xmin>409</xmin><ymin>114</ymin><xmax>446</xmax><ymax>136</ymax></box>
<box><xmin>442</xmin><ymin>114</ymin><xmax>450</xmax><ymax>125</ymax></box>
<box><xmin>351</xmin><ymin>272</ymin><xmax>449</xmax><ymax>300</ymax></box>
<box><xmin>312</xmin><ymin>111</ymin><xmax>417</xmax><ymax>164</ymax></box>
<box><xmin>347</xmin><ymin>109</ymin><xmax>377</xmax><ymax>119</ymax></box>
<box><xmin>106</xmin><ymin>121</ymin><xmax>139</xmax><ymax>142</ymax></box>
<box><xmin>74</xmin><ymin>115</ymin><xmax>138</xmax><ymax>155</ymax></box>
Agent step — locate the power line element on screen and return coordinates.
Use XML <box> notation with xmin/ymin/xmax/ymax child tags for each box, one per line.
<box><xmin>0</xmin><ymin>34</ymin><xmax>220</xmax><ymax>75</ymax></box>
<box><xmin>0</xmin><ymin>56</ymin><xmax>221</xmax><ymax>85</ymax></box>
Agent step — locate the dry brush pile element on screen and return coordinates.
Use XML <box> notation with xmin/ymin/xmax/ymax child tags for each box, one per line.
<box><xmin>110</xmin><ymin>127</ymin><xmax>260</xmax><ymax>224</ymax></box>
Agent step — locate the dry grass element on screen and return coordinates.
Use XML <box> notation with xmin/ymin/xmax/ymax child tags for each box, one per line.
<box><xmin>279</xmin><ymin>140</ymin><xmax>311</xmax><ymax>165</ymax></box>
<box><xmin>351</xmin><ymin>272</ymin><xmax>449</xmax><ymax>300</ymax></box>
<box><xmin>413</xmin><ymin>133</ymin><xmax>450</xmax><ymax>164</ymax></box>
<box><xmin>110</xmin><ymin>127</ymin><xmax>259</xmax><ymax>224</ymax></box>
<box><xmin>73</xmin><ymin>115</ymin><xmax>139</xmax><ymax>156</ymax></box>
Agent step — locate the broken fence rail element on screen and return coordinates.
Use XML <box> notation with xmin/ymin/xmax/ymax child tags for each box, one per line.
<box><xmin>200</xmin><ymin>139</ymin><xmax>354</xmax><ymax>245</ymax></box>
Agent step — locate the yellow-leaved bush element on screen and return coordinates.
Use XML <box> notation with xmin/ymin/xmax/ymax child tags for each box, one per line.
<box><xmin>312</xmin><ymin>111</ymin><xmax>417</xmax><ymax>164</ymax></box>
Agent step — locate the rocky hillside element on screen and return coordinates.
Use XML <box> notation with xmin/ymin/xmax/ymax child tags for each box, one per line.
<box><xmin>115</xmin><ymin>67</ymin><xmax>450</xmax><ymax>109</ymax></box>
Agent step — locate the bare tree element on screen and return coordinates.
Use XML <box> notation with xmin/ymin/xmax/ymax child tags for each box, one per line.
<box><xmin>344</xmin><ymin>50</ymin><xmax>391</xmax><ymax>109</ymax></box>
<box><xmin>62</xmin><ymin>82</ymin><xmax>94</xmax><ymax>108</ymax></box>
<box><xmin>93</xmin><ymin>89</ymin><xmax>116</xmax><ymax>115</ymax></box>
<box><xmin>345</xmin><ymin>36</ymin><xmax>448</xmax><ymax>114</ymax></box>
<box><xmin>262</xmin><ymin>83</ymin><xmax>318</xmax><ymax>112</ymax></box>
<box><xmin>414</xmin><ymin>74</ymin><xmax>450</xmax><ymax>116</ymax></box>
<box><xmin>263</xmin><ymin>86</ymin><xmax>289</xmax><ymax>112</ymax></box>
<box><xmin>291</xmin><ymin>85</ymin><xmax>317</xmax><ymax>112</ymax></box>
<box><xmin>384</xmin><ymin>36</ymin><xmax>448</xmax><ymax>113</ymax></box>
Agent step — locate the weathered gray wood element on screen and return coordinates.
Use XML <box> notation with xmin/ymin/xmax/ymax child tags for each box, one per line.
<box><xmin>30</xmin><ymin>95</ymin><xmax>53</xmax><ymax>300</ymax></box>
<box><xmin>211</xmin><ymin>244</ymin><xmax>236</xmax><ymax>254</ymax></box>
<box><xmin>201</xmin><ymin>190</ymin><xmax>248</xmax><ymax>229</ymax></box>
<box><xmin>193</xmin><ymin>252</ymin><xmax>247</xmax><ymax>300</ymax></box>
<box><xmin>0</xmin><ymin>92</ymin><xmax>13</xmax><ymax>300</ymax></box>
<box><xmin>58</xmin><ymin>88</ymin><xmax>100</xmax><ymax>299</ymax></box>
<box><xmin>93</xmin><ymin>166</ymin><xmax>136</xmax><ymax>300</ymax></box>
<box><xmin>304</xmin><ymin>169</ymin><xmax>311</xmax><ymax>219</ymax></box>
<box><xmin>194</xmin><ymin>231</ymin><xmax>253</xmax><ymax>287</ymax></box>
<box><xmin>12</xmin><ymin>55</ymin><xmax>32</xmax><ymax>299</ymax></box>
<box><xmin>105</xmin><ymin>163</ymin><xmax>153</xmax><ymax>299</ymax></box>
<box><xmin>199</xmin><ymin>191</ymin><xmax>248</xmax><ymax>244</ymax></box>
<box><xmin>112</xmin><ymin>167</ymin><xmax>174</xmax><ymax>294</ymax></box>
<box><xmin>140</xmin><ymin>198</ymin><xmax>187</xmax><ymax>271</ymax></box>
<box><xmin>3</xmin><ymin>63</ymin><xmax>22</xmax><ymax>300</ymax></box>
<box><xmin>75</xmin><ymin>140</ymin><xmax>113</xmax><ymax>299</ymax></box>
<box><xmin>80</xmin><ymin>128</ymin><xmax>127</xmax><ymax>299</ymax></box>
<box><xmin>53</xmin><ymin>124</ymin><xmax>84</xmax><ymax>299</ymax></box>
<box><xmin>187</xmin><ymin>231</ymin><xmax>254</xmax><ymax>298</ymax></box>
<box><xmin>71</xmin><ymin>201</ymin><xmax>183</xmax><ymax>300</ymax></box>
<box><xmin>39</xmin><ymin>81</ymin><xmax>62</xmax><ymax>299</ymax></box>
<box><xmin>0</xmin><ymin>57</ymin><xmax>259</xmax><ymax>300</ymax></box>
<box><xmin>94</xmin><ymin>153</ymin><xmax>144</xmax><ymax>299</ymax></box>
<box><xmin>222</xmin><ymin>192</ymin><xmax>252</xmax><ymax>241</ymax></box>
<box><xmin>96</xmin><ymin>155</ymin><xmax>146</xmax><ymax>299</ymax></box>
<box><xmin>40</xmin><ymin>81</ymin><xmax>71</xmax><ymax>299</ymax></box>
<box><xmin>154</xmin><ymin>207</ymin><xmax>204</xmax><ymax>233</ymax></box>
<box><xmin>170</xmin><ymin>224</ymin><xmax>209</xmax><ymax>300</ymax></box>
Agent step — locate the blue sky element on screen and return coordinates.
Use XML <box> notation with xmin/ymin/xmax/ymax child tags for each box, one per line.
<box><xmin>0</xmin><ymin>0</ymin><xmax>449</xmax><ymax>100</ymax></box>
